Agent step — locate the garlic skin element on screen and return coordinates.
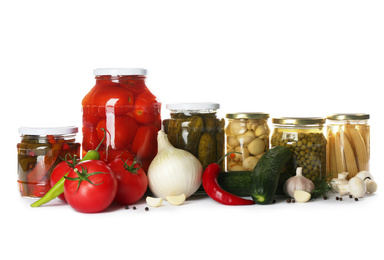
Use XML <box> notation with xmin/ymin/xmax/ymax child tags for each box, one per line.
<box><xmin>148</xmin><ymin>130</ymin><xmax>203</xmax><ymax>199</ymax></box>
<box><xmin>283</xmin><ymin>167</ymin><xmax>315</xmax><ymax>198</ymax></box>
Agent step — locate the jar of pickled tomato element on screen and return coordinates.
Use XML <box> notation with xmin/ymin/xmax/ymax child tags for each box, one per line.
<box><xmin>17</xmin><ymin>126</ymin><xmax>80</xmax><ymax>198</ymax></box>
<box><xmin>82</xmin><ymin>68</ymin><xmax>161</xmax><ymax>172</ymax></box>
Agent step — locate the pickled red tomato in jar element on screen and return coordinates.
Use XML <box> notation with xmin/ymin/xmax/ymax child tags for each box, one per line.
<box><xmin>82</xmin><ymin>68</ymin><xmax>161</xmax><ymax>171</ymax></box>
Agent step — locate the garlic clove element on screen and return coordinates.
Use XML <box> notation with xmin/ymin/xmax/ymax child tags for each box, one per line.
<box><xmin>146</xmin><ymin>196</ymin><xmax>163</xmax><ymax>207</ymax></box>
<box><xmin>166</xmin><ymin>194</ymin><xmax>187</xmax><ymax>206</ymax></box>
<box><xmin>294</xmin><ymin>190</ymin><xmax>311</xmax><ymax>203</ymax></box>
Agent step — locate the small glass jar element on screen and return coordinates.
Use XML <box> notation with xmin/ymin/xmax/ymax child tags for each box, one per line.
<box><xmin>271</xmin><ymin>117</ymin><xmax>327</xmax><ymax>193</ymax></box>
<box><xmin>326</xmin><ymin>113</ymin><xmax>370</xmax><ymax>180</ymax></box>
<box><xmin>225</xmin><ymin>113</ymin><xmax>270</xmax><ymax>171</ymax></box>
<box><xmin>163</xmin><ymin>103</ymin><xmax>225</xmax><ymax>170</ymax></box>
<box><xmin>82</xmin><ymin>68</ymin><xmax>161</xmax><ymax>172</ymax></box>
<box><xmin>17</xmin><ymin>126</ymin><xmax>80</xmax><ymax>198</ymax></box>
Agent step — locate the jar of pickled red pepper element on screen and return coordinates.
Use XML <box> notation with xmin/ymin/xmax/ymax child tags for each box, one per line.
<box><xmin>326</xmin><ymin>113</ymin><xmax>370</xmax><ymax>180</ymax></box>
<box><xmin>82</xmin><ymin>68</ymin><xmax>161</xmax><ymax>172</ymax></box>
<box><xmin>17</xmin><ymin>126</ymin><xmax>80</xmax><ymax>198</ymax></box>
<box><xmin>225</xmin><ymin>113</ymin><xmax>270</xmax><ymax>171</ymax></box>
<box><xmin>271</xmin><ymin>117</ymin><xmax>326</xmax><ymax>193</ymax></box>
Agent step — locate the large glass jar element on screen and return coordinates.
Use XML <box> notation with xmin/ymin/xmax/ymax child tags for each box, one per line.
<box><xmin>163</xmin><ymin>103</ymin><xmax>225</xmax><ymax>170</ymax></box>
<box><xmin>17</xmin><ymin>126</ymin><xmax>80</xmax><ymax>198</ymax></box>
<box><xmin>326</xmin><ymin>113</ymin><xmax>370</xmax><ymax>180</ymax></box>
<box><xmin>271</xmin><ymin>117</ymin><xmax>326</xmax><ymax>193</ymax></box>
<box><xmin>82</xmin><ymin>68</ymin><xmax>161</xmax><ymax>172</ymax></box>
<box><xmin>225</xmin><ymin>113</ymin><xmax>270</xmax><ymax>171</ymax></box>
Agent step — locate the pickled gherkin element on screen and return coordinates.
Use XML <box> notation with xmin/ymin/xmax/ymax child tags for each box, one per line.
<box><xmin>164</xmin><ymin>103</ymin><xmax>225</xmax><ymax>174</ymax></box>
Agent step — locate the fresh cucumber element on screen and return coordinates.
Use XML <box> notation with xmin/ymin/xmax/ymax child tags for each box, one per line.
<box><xmin>250</xmin><ymin>146</ymin><xmax>292</xmax><ymax>204</ymax></box>
<box><xmin>217</xmin><ymin>171</ymin><xmax>252</xmax><ymax>197</ymax></box>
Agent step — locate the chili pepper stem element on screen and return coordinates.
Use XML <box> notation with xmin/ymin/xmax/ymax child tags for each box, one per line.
<box><xmin>217</xmin><ymin>151</ymin><xmax>242</xmax><ymax>165</ymax></box>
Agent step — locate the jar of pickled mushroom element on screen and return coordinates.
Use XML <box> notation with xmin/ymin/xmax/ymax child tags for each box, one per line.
<box><xmin>271</xmin><ymin>117</ymin><xmax>326</xmax><ymax>193</ymax></box>
<box><xmin>82</xmin><ymin>68</ymin><xmax>161</xmax><ymax>172</ymax></box>
<box><xmin>225</xmin><ymin>113</ymin><xmax>270</xmax><ymax>171</ymax></box>
<box><xmin>163</xmin><ymin>103</ymin><xmax>225</xmax><ymax>170</ymax></box>
<box><xmin>326</xmin><ymin>113</ymin><xmax>370</xmax><ymax>180</ymax></box>
<box><xmin>17</xmin><ymin>126</ymin><xmax>80</xmax><ymax>198</ymax></box>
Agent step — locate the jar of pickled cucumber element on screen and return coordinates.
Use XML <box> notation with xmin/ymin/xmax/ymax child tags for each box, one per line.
<box><xmin>271</xmin><ymin>117</ymin><xmax>326</xmax><ymax>193</ymax></box>
<box><xmin>326</xmin><ymin>113</ymin><xmax>370</xmax><ymax>180</ymax></box>
<box><xmin>225</xmin><ymin>113</ymin><xmax>270</xmax><ymax>171</ymax></box>
<box><xmin>17</xmin><ymin>126</ymin><xmax>80</xmax><ymax>198</ymax></box>
<box><xmin>163</xmin><ymin>103</ymin><xmax>225</xmax><ymax>170</ymax></box>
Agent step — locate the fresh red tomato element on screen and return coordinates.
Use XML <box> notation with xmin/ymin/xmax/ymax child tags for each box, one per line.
<box><xmin>108</xmin><ymin>158</ymin><xmax>148</xmax><ymax>205</ymax></box>
<box><xmin>50</xmin><ymin>159</ymin><xmax>78</xmax><ymax>202</ymax></box>
<box><xmin>64</xmin><ymin>160</ymin><xmax>118</xmax><ymax>213</ymax></box>
<box><xmin>131</xmin><ymin>125</ymin><xmax>158</xmax><ymax>160</ymax></box>
<box><xmin>133</xmin><ymin>91</ymin><xmax>161</xmax><ymax>124</ymax></box>
<box><xmin>96</xmin><ymin>115</ymin><xmax>139</xmax><ymax>150</ymax></box>
<box><xmin>92</xmin><ymin>86</ymin><xmax>134</xmax><ymax>117</ymax></box>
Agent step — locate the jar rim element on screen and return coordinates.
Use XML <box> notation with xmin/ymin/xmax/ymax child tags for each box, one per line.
<box><xmin>19</xmin><ymin>126</ymin><xmax>78</xmax><ymax>136</ymax></box>
<box><xmin>326</xmin><ymin>113</ymin><xmax>370</xmax><ymax>120</ymax></box>
<box><xmin>93</xmin><ymin>68</ymin><xmax>147</xmax><ymax>76</ymax></box>
<box><xmin>166</xmin><ymin>102</ymin><xmax>220</xmax><ymax>111</ymax></box>
<box><xmin>272</xmin><ymin>117</ymin><xmax>325</xmax><ymax>125</ymax></box>
<box><xmin>226</xmin><ymin>112</ymin><xmax>269</xmax><ymax>119</ymax></box>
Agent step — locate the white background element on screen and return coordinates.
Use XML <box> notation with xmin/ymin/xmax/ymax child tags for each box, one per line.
<box><xmin>1</xmin><ymin>0</ymin><xmax>383</xmax><ymax>259</ymax></box>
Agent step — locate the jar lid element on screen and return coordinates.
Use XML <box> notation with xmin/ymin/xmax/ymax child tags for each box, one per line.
<box><xmin>19</xmin><ymin>126</ymin><xmax>78</xmax><ymax>136</ymax></box>
<box><xmin>226</xmin><ymin>112</ymin><xmax>269</xmax><ymax>119</ymax></box>
<box><xmin>93</xmin><ymin>68</ymin><xmax>147</xmax><ymax>76</ymax></box>
<box><xmin>272</xmin><ymin>117</ymin><xmax>325</xmax><ymax>125</ymax></box>
<box><xmin>166</xmin><ymin>102</ymin><xmax>220</xmax><ymax>111</ymax></box>
<box><xmin>326</xmin><ymin>113</ymin><xmax>370</xmax><ymax>120</ymax></box>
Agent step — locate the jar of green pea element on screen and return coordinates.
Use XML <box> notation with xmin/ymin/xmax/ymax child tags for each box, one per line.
<box><xmin>271</xmin><ymin>117</ymin><xmax>327</xmax><ymax>193</ymax></box>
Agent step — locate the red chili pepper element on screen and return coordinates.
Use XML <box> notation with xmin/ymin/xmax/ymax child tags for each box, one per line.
<box><xmin>202</xmin><ymin>161</ymin><xmax>254</xmax><ymax>206</ymax></box>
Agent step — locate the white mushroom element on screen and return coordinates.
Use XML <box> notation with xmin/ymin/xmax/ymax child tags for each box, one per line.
<box><xmin>356</xmin><ymin>171</ymin><xmax>378</xmax><ymax>193</ymax></box>
<box><xmin>227</xmin><ymin>135</ymin><xmax>240</xmax><ymax>148</ymax></box>
<box><xmin>348</xmin><ymin>177</ymin><xmax>367</xmax><ymax>198</ymax></box>
<box><xmin>237</xmin><ymin>130</ymin><xmax>256</xmax><ymax>146</ymax></box>
<box><xmin>331</xmin><ymin>172</ymin><xmax>349</xmax><ymax>192</ymax></box>
<box><xmin>234</xmin><ymin>146</ymin><xmax>249</xmax><ymax>161</ymax></box>
<box><xmin>230</xmin><ymin>120</ymin><xmax>248</xmax><ymax>136</ymax></box>
<box><xmin>248</xmin><ymin>138</ymin><xmax>265</xmax><ymax>155</ymax></box>
<box><xmin>255</xmin><ymin>124</ymin><xmax>268</xmax><ymax>137</ymax></box>
<box><xmin>242</xmin><ymin>156</ymin><xmax>259</xmax><ymax>171</ymax></box>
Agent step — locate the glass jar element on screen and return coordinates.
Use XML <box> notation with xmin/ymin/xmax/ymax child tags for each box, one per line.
<box><xmin>163</xmin><ymin>103</ymin><xmax>225</xmax><ymax>170</ymax></box>
<box><xmin>271</xmin><ymin>117</ymin><xmax>327</xmax><ymax>193</ymax></box>
<box><xmin>17</xmin><ymin>126</ymin><xmax>80</xmax><ymax>198</ymax></box>
<box><xmin>82</xmin><ymin>68</ymin><xmax>161</xmax><ymax>172</ymax></box>
<box><xmin>225</xmin><ymin>113</ymin><xmax>270</xmax><ymax>171</ymax></box>
<box><xmin>326</xmin><ymin>113</ymin><xmax>370</xmax><ymax>180</ymax></box>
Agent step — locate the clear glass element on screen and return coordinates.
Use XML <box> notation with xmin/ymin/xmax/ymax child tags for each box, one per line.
<box><xmin>163</xmin><ymin>107</ymin><xmax>225</xmax><ymax>170</ymax></box>
<box><xmin>271</xmin><ymin>122</ymin><xmax>327</xmax><ymax>194</ymax></box>
<box><xmin>17</xmin><ymin>133</ymin><xmax>80</xmax><ymax>198</ymax></box>
<box><xmin>225</xmin><ymin>117</ymin><xmax>270</xmax><ymax>171</ymax></box>
<box><xmin>82</xmin><ymin>74</ymin><xmax>161</xmax><ymax>172</ymax></box>
<box><xmin>326</xmin><ymin>119</ymin><xmax>370</xmax><ymax>180</ymax></box>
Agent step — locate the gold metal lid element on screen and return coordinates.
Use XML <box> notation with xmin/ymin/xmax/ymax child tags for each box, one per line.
<box><xmin>226</xmin><ymin>112</ymin><xmax>270</xmax><ymax>119</ymax></box>
<box><xmin>326</xmin><ymin>113</ymin><xmax>370</xmax><ymax>120</ymax></box>
<box><xmin>272</xmin><ymin>117</ymin><xmax>325</xmax><ymax>125</ymax></box>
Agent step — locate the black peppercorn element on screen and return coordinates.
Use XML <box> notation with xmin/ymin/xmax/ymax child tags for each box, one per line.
<box><xmin>355</xmin><ymin>198</ymin><xmax>359</xmax><ymax>201</ymax></box>
<box><xmin>133</xmin><ymin>206</ymin><xmax>137</xmax><ymax>210</ymax></box>
<box><xmin>125</xmin><ymin>205</ymin><xmax>129</xmax><ymax>210</ymax></box>
<box><xmin>145</xmin><ymin>207</ymin><xmax>149</xmax><ymax>211</ymax></box>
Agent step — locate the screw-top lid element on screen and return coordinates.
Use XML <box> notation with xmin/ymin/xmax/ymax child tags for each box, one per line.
<box><xmin>93</xmin><ymin>68</ymin><xmax>147</xmax><ymax>76</ymax></box>
<box><xmin>19</xmin><ymin>126</ymin><xmax>78</xmax><ymax>136</ymax></box>
<box><xmin>166</xmin><ymin>102</ymin><xmax>220</xmax><ymax>111</ymax></box>
<box><xmin>326</xmin><ymin>113</ymin><xmax>370</xmax><ymax>120</ymax></box>
<box><xmin>226</xmin><ymin>112</ymin><xmax>269</xmax><ymax>119</ymax></box>
<box><xmin>272</xmin><ymin>117</ymin><xmax>325</xmax><ymax>125</ymax></box>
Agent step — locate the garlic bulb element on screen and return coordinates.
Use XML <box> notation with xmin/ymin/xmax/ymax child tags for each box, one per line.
<box><xmin>283</xmin><ymin>167</ymin><xmax>315</xmax><ymax>198</ymax></box>
<box><xmin>147</xmin><ymin>130</ymin><xmax>203</xmax><ymax>199</ymax></box>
